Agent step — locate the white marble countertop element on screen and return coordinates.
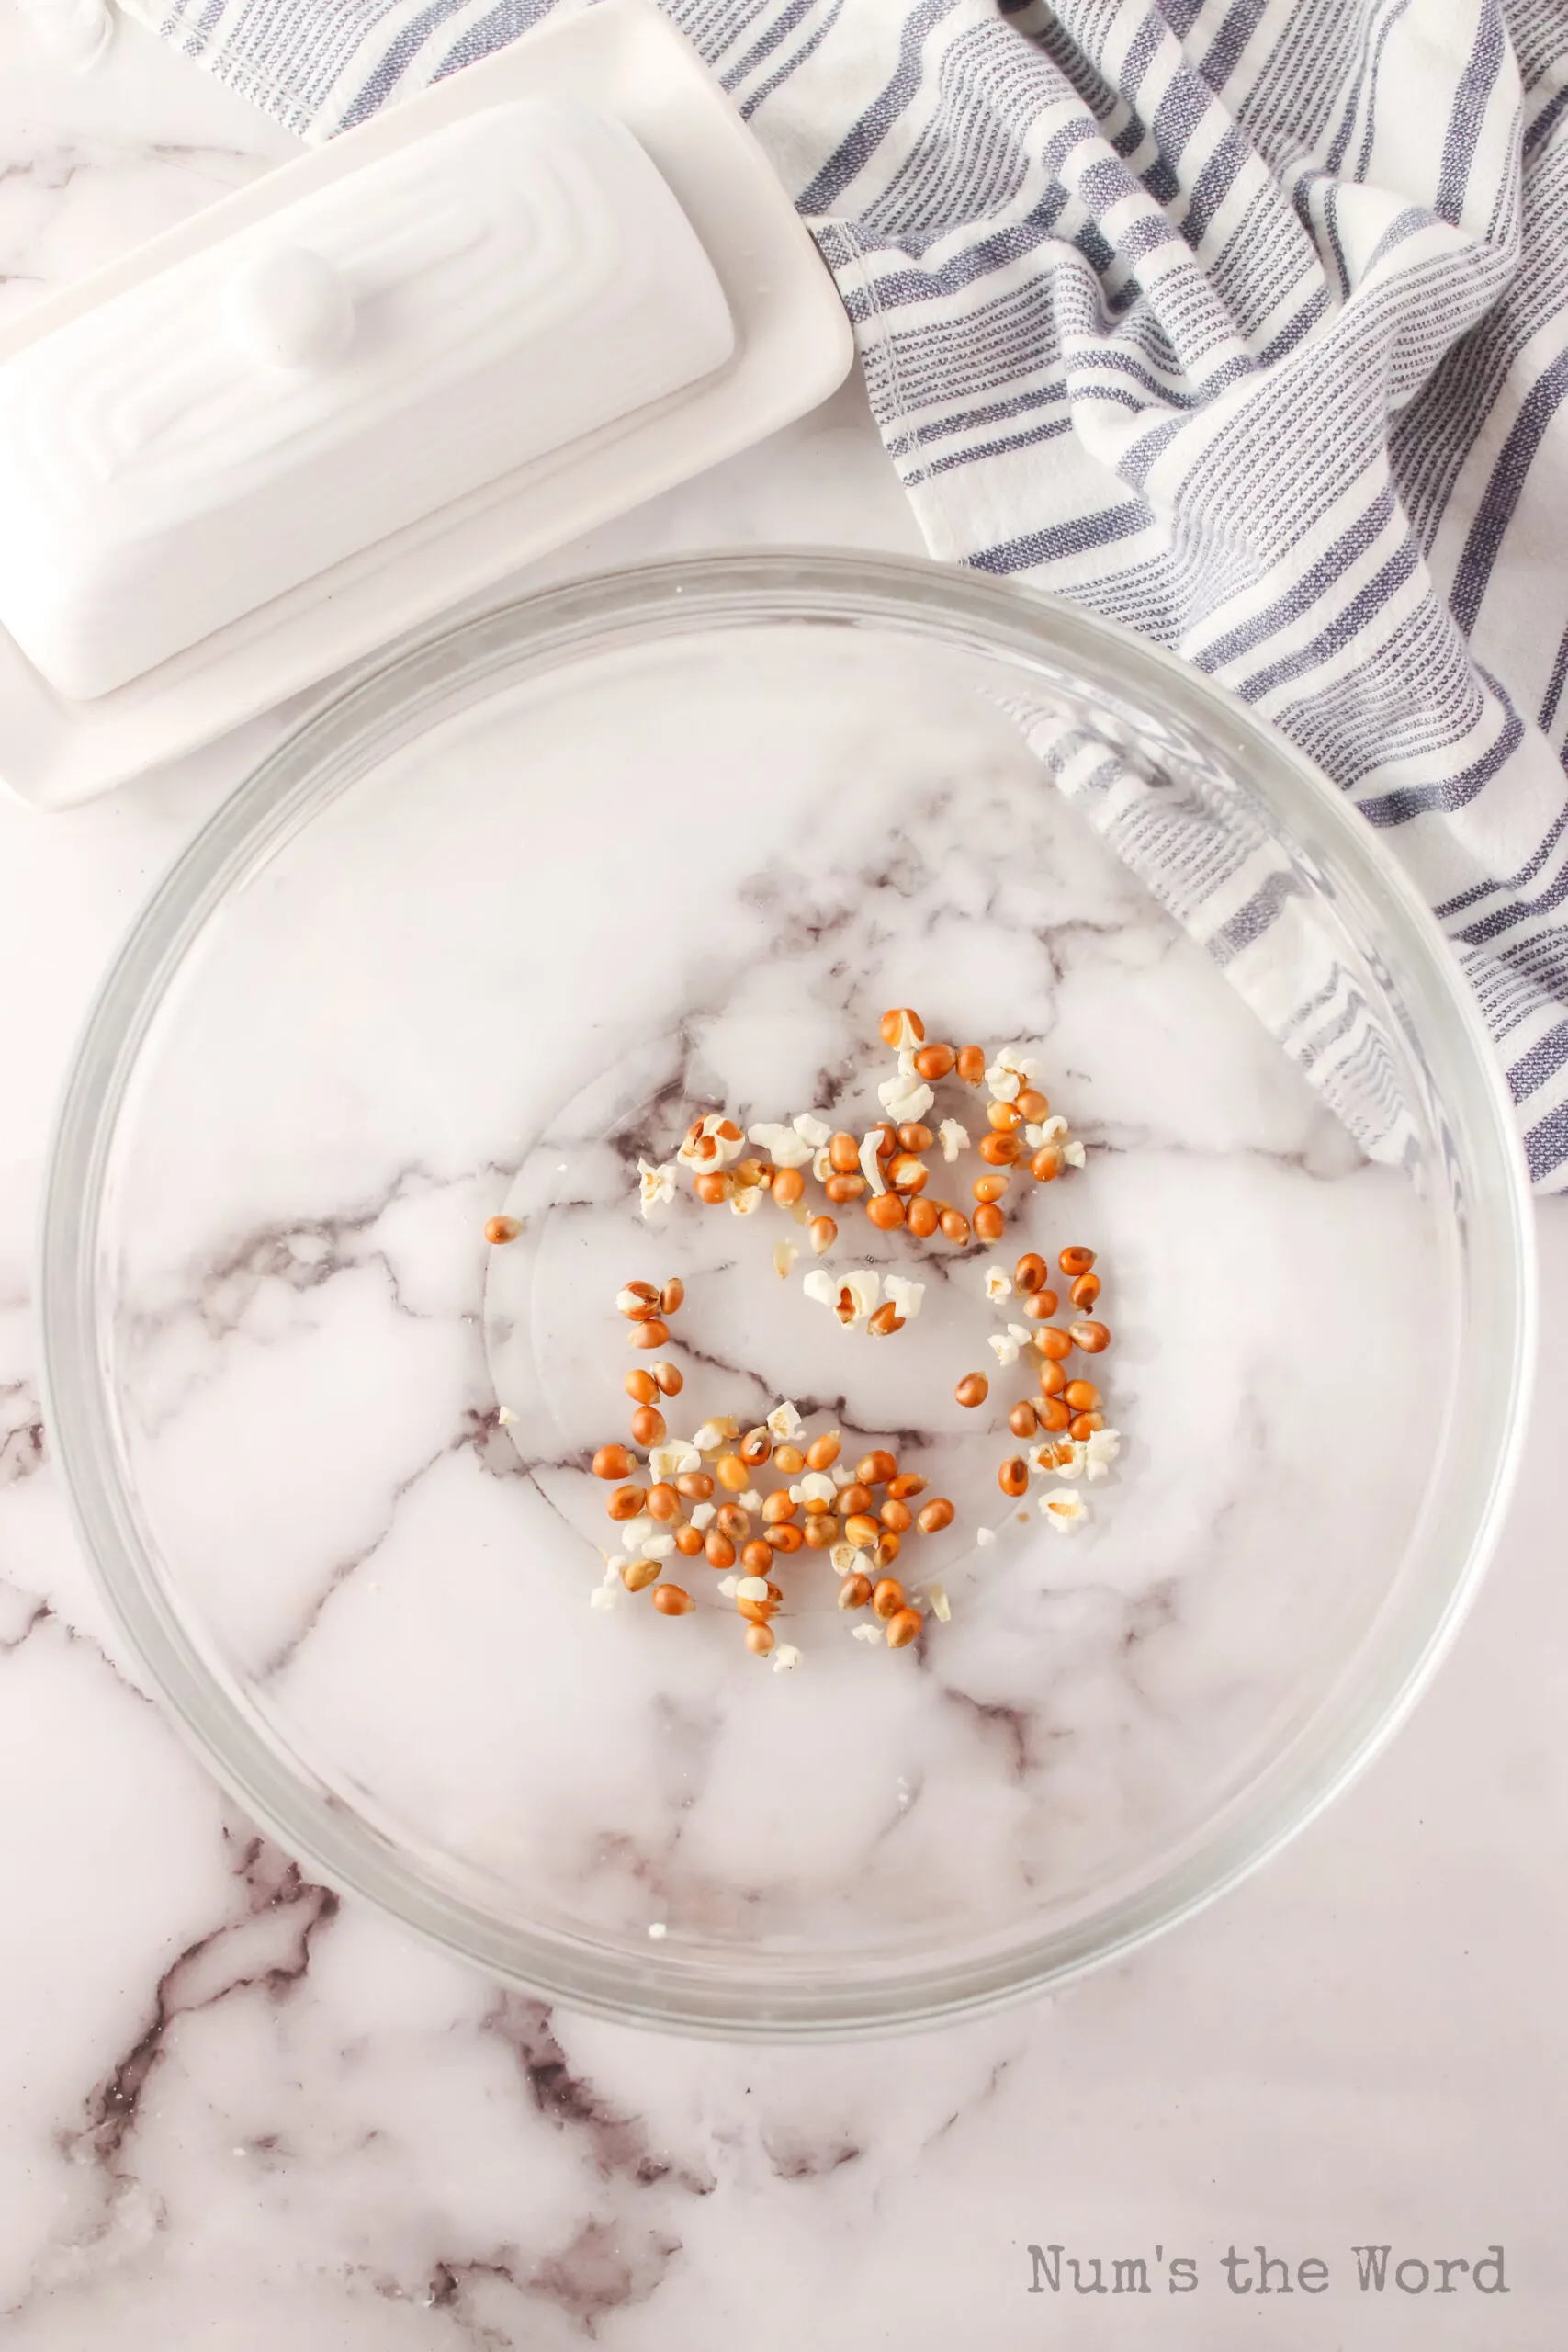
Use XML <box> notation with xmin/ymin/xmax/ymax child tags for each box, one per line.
<box><xmin>1</xmin><ymin>7</ymin><xmax>1565</xmax><ymax>2343</ymax></box>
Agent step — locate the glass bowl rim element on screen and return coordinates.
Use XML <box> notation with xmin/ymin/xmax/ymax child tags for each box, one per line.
<box><xmin>39</xmin><ymin>548</ymin><xmax>1537</xmax><ymax>2039</ymax></box>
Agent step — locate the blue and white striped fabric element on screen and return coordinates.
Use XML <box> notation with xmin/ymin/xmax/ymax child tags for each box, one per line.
<box><xmin>129</xmin><ymin>0</ymin><xmax>1568</xmax><ymax>1186</ymax></box>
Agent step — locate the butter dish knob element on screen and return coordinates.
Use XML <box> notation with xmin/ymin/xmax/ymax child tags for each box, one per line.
<box><xmin>223</xmin><ymin>245</ymin><xmax>354</xmax><ymax>371</ymax></box>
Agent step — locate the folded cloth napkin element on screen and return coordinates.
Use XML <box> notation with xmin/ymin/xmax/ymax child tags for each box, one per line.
<box><xmin>127</xmin><ymin>0</ymin><xmax>1568</xmax><ymax>1187</ymax></box>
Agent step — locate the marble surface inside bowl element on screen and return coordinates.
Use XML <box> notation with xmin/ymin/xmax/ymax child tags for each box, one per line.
<box><xmin>98</xmin><ymin>619</ymin><xmax>1447</xmax><ymax>1984</ymax></box>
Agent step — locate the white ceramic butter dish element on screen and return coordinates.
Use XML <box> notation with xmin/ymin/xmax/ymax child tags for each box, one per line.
<box><xmin>0</xmin><ymin>0</ymin><xmax>852</xmax><ymax>806</ymax></box>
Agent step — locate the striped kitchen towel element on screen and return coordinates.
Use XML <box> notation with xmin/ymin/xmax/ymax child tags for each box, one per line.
<box><xmin>128</xmin><ymin>0</ymin><xmax>1568</xmax><ymax>1187</ymax></box>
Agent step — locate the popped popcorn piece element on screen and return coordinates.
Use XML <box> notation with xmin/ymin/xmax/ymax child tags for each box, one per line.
<box><xmin>739</xmin><ymin>1488</ymin><xmax>764</xmax><ymax>1514</ymax></box>
<box><xmin>694</xmin><ymin>1417</ymin><xmax>739</xmax><ymax>1453</ymax></box>
<box><xmin>641</xmin><ymin>1533</ymin><xmax>675</xmax><ymax>1562</ymax></box>
<box><xmin>603</xmin><ymin>1556</ymin><xmax>626</xmax><ymax>1582</ymax></box>
<box><xmin>830</xmin><ymin>1542</ymin><xmax>858</xmax><ymax>1574</ymax></box>
<box><xmin>773</xmin><ymin>1240</ymin><xmax>798</xmax><ymax>1281</ymax></box>
<box><xmin>690</xmin><ymin>1501</ymin><xmax>716</xmax><ymax>1531</ymax></box>
<box><xmin>677</xmin><ymin>1114</ymin><xmax>745</xmax><ymax>1170</ymax></box>
<box><xmin>984</xmin><ymin>1267</ymin><xmax>1012</xmax><ymax>1304</ymax></box>
<box><xmin>938</xmin><ymin>1118</ymin><xmax>970</xmax><ymax>1163</ymax></box>
<box><xmin>803</xmin><ymin>1266</ymin><xmax>880</xmax><ymax>1325</ymax></box>
<box><xmin>859</xmin><ymin>1130</ymin><xmax>887</xmax><ymax>1194</ymax></box>
<box><xmin>748</xmin><ymin>1121</ymin><xmax>815</xmax><ymax>1169</ymax></box>
<box><xmin>736</xmin><ymin>1575</ymin><xmax>771</xmax><ymax>1603</ymax></box>
<box><xmin>648</xmin><ymin>1442</ymin><xmax>701</xmax><ymax>1483</ymax></box>
<box><xmin>975</xmin><ymin>1526</ymin><xmax>997</xmax><ymax>1548</ymax></box>
<box><xmin>927</xmin><ymin>1584</ymin><xmax>952</xmax><ymax>1623</ymax></box>
<box><xmin>852</xmin><ymin>1623</ymin><xmax>882</xmax><ymax>1645</ymax></box>
<box><xmin>1082</xmin><ymin>1426</ymin><xmax>1122</xmax><ymax>1479</ymax></box>
<box><xmin>830</xmin><ymin>1463</ymin><xmax>857</xmax><ymax>1490</ymax></box>
<box><xmin>590</xmin><ymin>1585</ymin><xmax>619</xmax><ymax>1611</ymax></box>
<box><xmin>497</xmin><ymin>1405</ymin><xmax>517</xmax><ymax>1426</ymax></box>
<box><xmin>1028</xmin><ymin>1440</ymin><xmax>1077</xmax><ymax>1478</ymax></box>
<box><xmin>716</xmin><ymin>1573</ymin><xmax>740</xmax><ymax>1598</ymax></box>
<box><xmin>897</xmin><ymin>1046</ymin><xmax>919</xmax><ymax>1077</ymax></box>
<box><xmin>883</xmin><ymin>1274</ymin><xmax>925</xmax><ymax>1322</ymax></box>
<box><xmin>986</xmin><ymin>1049</ymin><xmax>1043</xmax><ymax>1102</ymax></box>
<box><xmin>767</xmin><ymin>1400</ymin><xmax>806</xmax><ymax>1444</ymax></box>
<box><xmin>877</xmin><ymin>1071</ymin><xmax>935</xmax><ymax>1122</ymax></box>
<box><xmin>812</xmin><ymin>1145</ymin><xmax>833</xmax><ymax>1183</ymax></box>
<box><xmin>647</xmin><ymin>1921</ymin><xmax>668</xmax><ymax>1939</ymax></box>
<box><xmin>637</xmin><ymin>1159</ymin><xmax>676</xmax><ymax>1216</ymax></box>
<box><xmin>619</xmin><ymin>1515</ymin><xmax>654</xmax><ymax>1551</ymax></box>
<box><xmin>1041</xmin><ymin>1487</ymin><xmax>1089</xmax><ymax>1534</ymax></box>
<box><xmin>792</xmin><ymin>1471</ymin><xmax>837</xmax><ymax>1509</ymax></box>
<box><xmin>772</xmin><ymin>1644</ymin><xmax>802</xmax><ymax>1673</ymax></box>
<box><xmin>1025</xmin><ymin>1112</ymin><xmax>1086</xmax><ymax>1167</ymax></box>
<box><xmin>730</xmin><ymin>1184</ymin><xmax>764</xmax><ymax>1216</ymax></box>
<box><xmin>793</xmin><ymin>1112</ymin><xmax>831</xmax><ymax>1148</ymax></box>
<box><xmin>988</xmin><ymin>1330</ymin><xmax>1022</xmax><ymax>1367</ymax></box>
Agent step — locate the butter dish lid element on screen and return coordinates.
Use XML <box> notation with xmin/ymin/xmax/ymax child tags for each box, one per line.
<box><xmin>0</xmin><ymin>0</ymin><xmax>852</xmax><ymax>807</ymax></box>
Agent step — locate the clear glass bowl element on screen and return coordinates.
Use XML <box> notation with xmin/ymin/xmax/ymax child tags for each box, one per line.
<box><xmin>42</xmin><ymin>552</ymin><xmax>1534</xmax><ymax>2037</ymax></box>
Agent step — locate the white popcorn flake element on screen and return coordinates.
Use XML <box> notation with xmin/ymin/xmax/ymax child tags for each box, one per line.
<box><xmin>1028</xmin><ymin>1441</ymin><xmax>1072</xmax><ymax>1479</ymax></box>
<box><xmin>772</xmin><ymin>1644</ymin><xmax>802</xmax><ymax>1673</ymax></box>
<box><xmin>877</xmin><ymin>1071</ymin><xmax>935</xmax><ymax>1122</ymax></box>
<box><xmin>647</xmin><ymin>1921</ymin><xmax>668</xmax><ymax>1939</ymax></box>
<box><xmin>897</xmin><ymin>1046</ymin><xmax>919</xmax><ymax>1076</ymax></box>
<box><xmin>830</xmin><ymin>1543</ymin><xmax>858</xmax><ymax>1575</ymax></box>
<box><xmin>604</xmin><ymin>1556</ymin><xmax>627</xmax><ymax>1582</ymax></box>
<box><xmin>773</xmin><ymin>1240</ymin><xmax>798</xmax><ymax>1281</ymax></box>
<box><xmin>641</xmin><ymin>1533</ymin><xmax>675</xmax><ymax>1562</ymax></box>
<box><xmin>767</xmin><ymin>1400</ymin><xmax>806</xmax><ymax>1443</ymax></box>
<box><xmin>637</xmin><ymin>1159</ymin><xmax>676</xmax><ymax>1216</ymax></box>
<box><xmin>694</xmin><ymin>1417</ymin><xmax>739</xmax><ymax>1454</ymax></box>
<box><xmin>987</xmin><ymin>1049</ymin><xmax>1043</xmax><ymax>1102</ymax></box>
<box><xmin>831</xmin><ymin>1462</ymin><xmax>857</xmax><ymax>1489</ymax></box>
<box><xmin>736</xmin><ymin>1575</ymin><xmax>771</xmax><ymax>1603</ymax></box>
<box><xmin>1007</xmin><ymin>1322</ymin><xmax>1032</xmax><ymax>1345</ymax></box>
<box><xmin>1041</xmin><ymin>1487</ymin><xmax>1089</xmax><ymax>1534</ymax></box>
<box><xmin>802</xmin><ymin>1267</ymin><xmax>838</xmax><ymax>1311</ymax></box>
<box><xmin>748</xmin><ymin>1121</ymin><xmax>814</xmax><ymax>1169</ymax></box>
<box><xmin>730</xmin><ymin>1184</ymin><xmax>764</xmax><ymax>1216</ymax></box>
<box><xmin>620</xmin><ymin>1515</ymin><xmax>654</xmax><ymax>1551</ymax></box>
<box><xmin>852</xmin><ymin>1623</ymin><xmax>882</xmax><ymax>1645</ymax></box>
<box><xmin>793</xmin><ymin>1112</ymin><xmax>831</xmax><ymax>1148</ymax></box>
<box><xmin>984</xmin><ymin>1267</ymin><xmax>1012</xmax><ymax>1304</ymax></box>
<box><xmin>716</xmin><ymin>1573</ymin><xmax>740</xmax><ymax>1598</ymax></box>
<box><xmin>812</xmin><ymin>1145</ymin><xmax>833</xmax><ymax>1183</ymax></box>
<box><xmin>647</xmin><ymin>1443</ymin><xmax>693</xmax><ymax>1484</ymax></box>
<box><xmin>590</xmin><ymin>1586</ymin><xmax>619</xmax><ymax>1612</ymax></box>
<box><xmin>841</xmin><ymin>1268</ymin><xmax>881</xmax><ymax>1325</ymax></box>
<box><xmin>884</xmin><ymin>1274</ymin><xmax>925</xmax><ymax>1322</ymax></box>
<box><xmin>859</xmin><ymin>1130</ymin><xmax>887</xmax><ymax>1194</ymax></box>
<box><xmin>677</xmin><ymin>1114</ymin><xmax>745</xmax><ymax>1171</ymax></box>
<box><xmin>690</xmin><ymin>1501</ymin><xmax>716</xmax><ymax>1531</ymax></box>
<box><xmin>938</xmin><ymin>1118</ymin><xmax>970</xmax><ymax>1163</ymax></box>
<box><xmin>988</xmin><ymin>1331</ymin><xmax>1021</xmax><ymax>1367</ymax></box>
<box><xmin>1083</xmin><ymin>1426</ymin><xmax>1122</xmax><ymax>1479</ymax></box>
<box><xmin>975</xmin><ymin>1525</ymin><xmax>997</xmax><ymax>1548</ymax></box>
<box><xmin>927</xmin><ymin>1584</ymin><xmax>952</xmax><ymax>1623</ymax></box>
<box><xmin>739</xmin><ymin>1488</ymin><xmax>764</xmax><ymax>1514</ymax></box>
<box><xmin>795</xmin><ymin>1470</ymin><xmax>837</xmax><ymax>1508</ymax></box>
<box><xmin>1063</xmin><ymin>1138</ymin><xmax>1088</xmax><ymax>1169</ymax></box>
<box><xmin>496</xmin><ymin>1405</ymin><xmax>517</xmax><ymax>1426</ymax></box>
